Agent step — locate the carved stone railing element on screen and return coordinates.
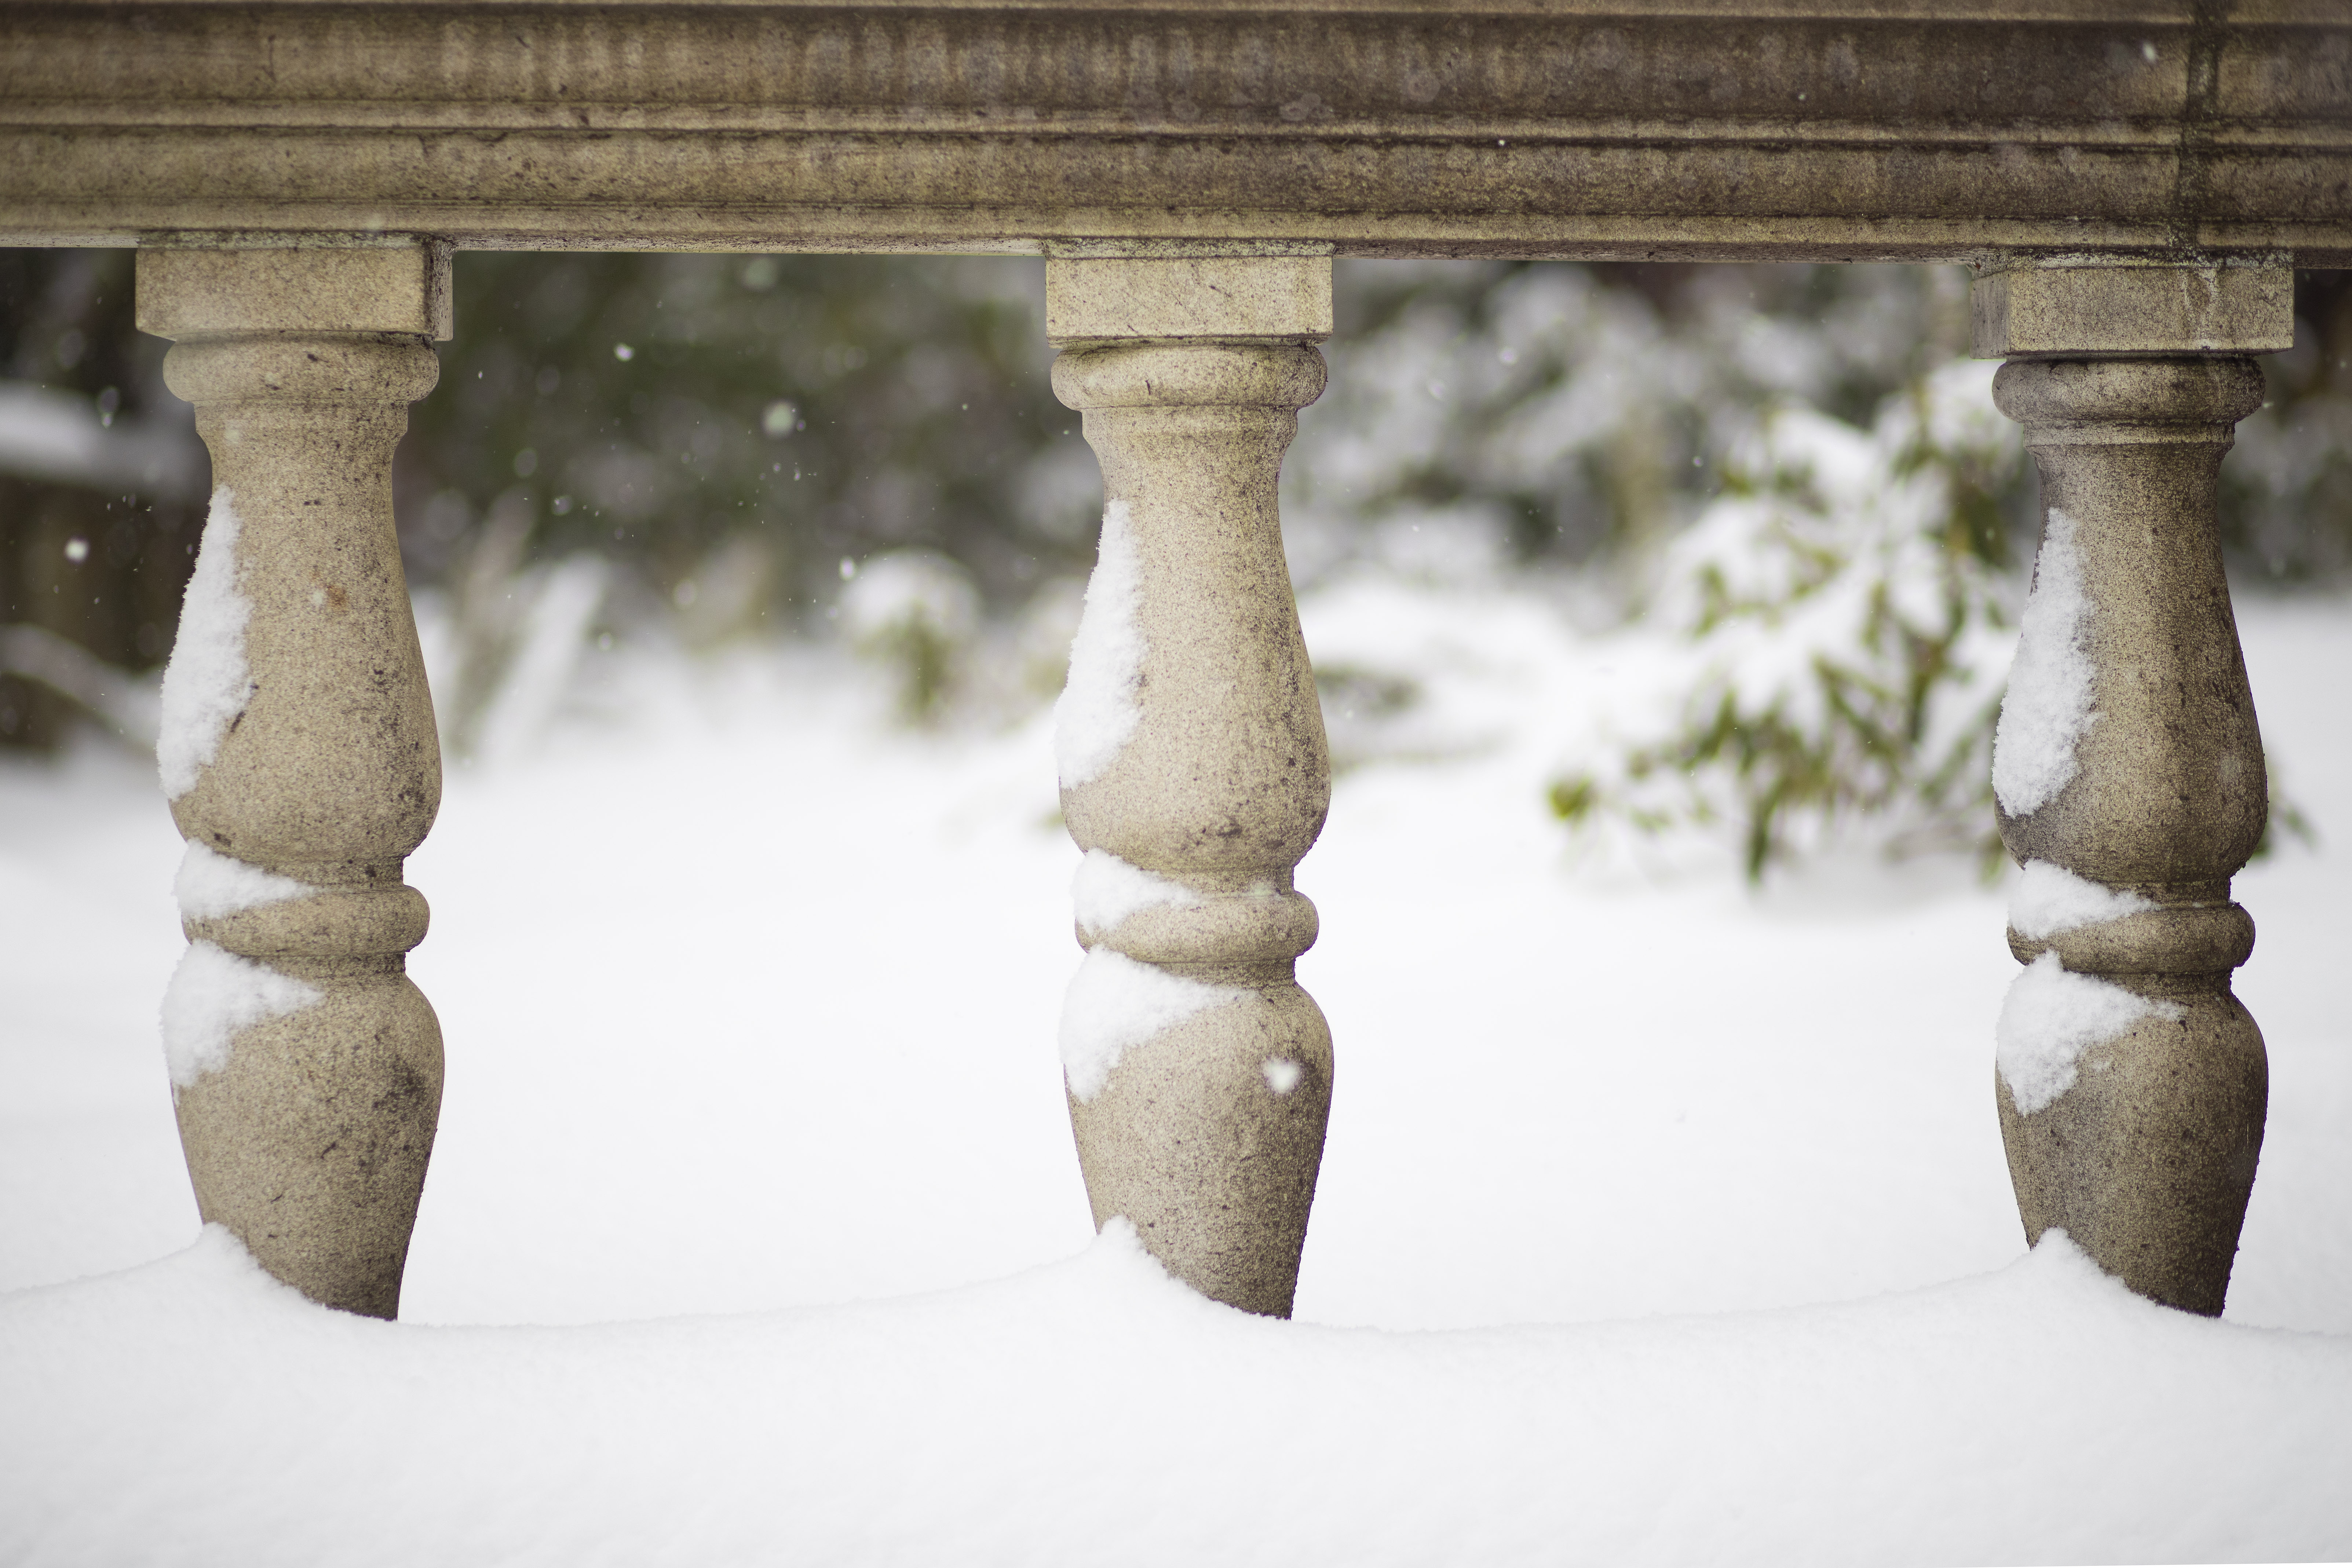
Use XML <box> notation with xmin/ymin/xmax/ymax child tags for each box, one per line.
<box><xmin>3</xmin><ymin>1</ymin><xmax>2344</xmax><ymax>1320</ymax></box>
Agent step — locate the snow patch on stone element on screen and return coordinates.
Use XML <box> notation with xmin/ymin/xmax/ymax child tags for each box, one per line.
<box><xmin>161</xmin><ymin>940</ymin><xmax>324</xmax><ymax>1089</ymax></box>
<box><xmin>1072</xmin><ymin>849</ymin><xmax>1198</xmax><ymax>937</ymax></box>
<box><xmin>1059</xmin><ymin>947</ymin><xmax>1242</xmax><ymax>1102</ymax></box>
<box><xmin>1993</xmin><ymin>508</ymin><xmax>2096</xmax><ymax>818</ymax></box>
<box><xmin>157</xmin><ymin>488</ymin><xmax>255</xmax><ymax>800</ymax></box>
<box><xmin>2008</xmin><ymin>859</ymin><xmax>2155</xmax><ymax>941</ymax></box>
<box><xmin>1055</xmin><ymin>499</ymin><xmax>1145</xmax><ymax>787</ymax></box>
<box><xmin>1995</xmin><ymin>951</ymin><xmax>2182</xmax><ymax>1115</ymax></box>
<box><xmin>174</xmin><ymin>841</ymin><xmax>314</xmax><ymax>921</ymax></box>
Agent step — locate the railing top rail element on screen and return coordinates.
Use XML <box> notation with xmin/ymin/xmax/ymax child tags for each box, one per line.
<box><xmin>5</xmin><ymin>2</ymin><xmax>2347</xmax><ymax>262</ymax></box>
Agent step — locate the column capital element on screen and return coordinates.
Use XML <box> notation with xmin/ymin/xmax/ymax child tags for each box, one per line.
<box><xmin>162</xmin><ymin>333</ymin><xmax>441</xmax><ymax>412</ymax></box>
<box><xmin>1046</xmin><ymin>254</ymin><xmax>1331</xmax><ymax>347</ymax></box>
<box><xmin>1052</xmin><ymin>340</ymin><xmax>1328</xmax><ymax>414</ymax></box>
<box><xmin>136</xmin><ymin>239</ymin><xmax>453</xmax><ymax>342</ymax></box>
<box><xmin>1991</xmin><ymin>358</ymin><xmax>2267</xmax><ymax>447</ymax></box>
<box><xmin>1970</xmin><ymin>259</ymin><xmax>2291</xmax><ymax>361</ymax></box>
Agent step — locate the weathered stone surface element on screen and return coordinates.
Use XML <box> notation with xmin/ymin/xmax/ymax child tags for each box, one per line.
<box><xmin>5</xmin><ymin>4</ymin><xmax>2346</xmax><ymax>261</ymax></box>
<box><xmin>1981</xmin><ymin>264</ymin><xmax>2278</xmax><ymax>1316</ymax></box>
<box><xmin>136</xmin><ymin>241</ymin><xmax>453</xmax><ymax>341</ymax></box>
<box><xmin>1995</xmin><ymin>990</ymin><xmax>2267</xmax><ymax>1319</ymax></box>
<box><xmin>1048</xmin><ymin>256</ymin><xmax>1333</xmax><ymax>344</ymax></box>
<box><xmin>1973</xmin><ymin>262</ymin><xmax>2294</xmax><ymax>360</ymax></box>
<box><xmin>1068</xmin><ymin>993</ymin><xmax>1334</xmax><ymax>1317</ymax></box>
<box><xmin>172</xmin><ymin>966</ymin><xmax>445</xmax><ymax>1320</ymax></box>
<box><xmin>141</xmin><ymin>243</ymin><xmax>446</xmax><ymax>1320</ymax></box>
<box><xmin>1990</xmin><ymin>358</ymin><xmax>2270</xmax><ymax>884</ymax></box>
<box><xmin>184</xmin><ymin>884</ymin><xmax>432</xmax><ymax>961</ymax></box>
<box><xmin>1052</xmin><ymin>257</ymin><xmax>1333</xmax><ymax>1317</ymax></box>
<box><xmin>2008</xmin><ymin>901</ymin><xmax>2255</xmax><ymax>978</ymax></box>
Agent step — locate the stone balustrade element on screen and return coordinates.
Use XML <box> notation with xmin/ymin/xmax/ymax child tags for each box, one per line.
<box><xmin>1048</xmin><ymin>256</ymin><xmax>1336</xmax><ymax>1315</ymax></box>
<box><xmin>3</xmin><ymin>0</ymin><xmax>2341</xmax><ymax>1321</ymax></box>
<box><xmin>138</xmin><ymin>244</ymin><xmax>450</xmax><ymax>1320</ymax></box>
<box><xmin>1976</xmin><ymin>260</ymin><xmax>2288</xmax><ymax>1316</ymax></box>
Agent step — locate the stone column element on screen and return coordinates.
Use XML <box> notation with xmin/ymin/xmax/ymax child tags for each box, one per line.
<box><xmin>137</xmin><ymin>243</ymin><xmax>450</xmax><ymax>1319</ymax></box>
<box><xmin>1046</xmin><ymin>254</ymin><xmax>1334</xmax><ymax>1317</ymax></box>
<box><xmin>1975</xmin><ymin>259</ymin><xmax>2291</xmax><ymax>1315</ymax></box>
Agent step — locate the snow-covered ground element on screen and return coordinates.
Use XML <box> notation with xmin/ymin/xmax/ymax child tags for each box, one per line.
<box><xmin>3</xmin><ymin>583</ymin><xmax>2348</xmax><ymax>1565</ymax></box>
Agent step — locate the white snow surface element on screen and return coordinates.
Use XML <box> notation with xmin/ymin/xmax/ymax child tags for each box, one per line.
<box><xmin>1992</xmin><ymin>508</ymin><xmax>2097</xmax><ymax>818</ymax></box>
<box><xmin>173</xmin><ymin>841</ymin><xmax>313</xmax><ymax>921</ymax></box>
<box><xmin>156</xmin><ymin>487</ymin><xmax>255</xmax><ymax>800</ymax></box>
<box><xmin>1053</xmin><ymin>499</ymin><xmax>1145</xmax><ymax>787</ymax></box>
<box><xmin>1059</xmin><ymin>947</ymin><xmax>1243</xmax><ymax>1101</ymax></box>
<box><xmin>3</xmin><ymin>1222</ymin><xmax>2348</xmax><ymax>1568</ymax></box>
<box><xmin>1071</xmin><ymin>848</ymin><xmax>1199</xmax><ymax>936</ymax></box>
<box><xmin>1995</xmin><ymin>951</ymin><xmax>2185</xmax><ymax>1115</ymax></box>
<box><xmin>2008</xmin><ymin>858</ymin><xmax>2157</xmax><ymax>940</ymax></box>
<box><xmin>6</xmin><ymin>589</ymin><xmax>2352</xmax><ymax>1565</ymax></box>
<box><xmin>476</xmin><ymin>556</ymin><xmax>610</xmax><ymax>769</ymax></box>
<box><xmin>158</xmin><ymin>940</ymin><xmax>323</xmax><ymax>1089</ymax></box>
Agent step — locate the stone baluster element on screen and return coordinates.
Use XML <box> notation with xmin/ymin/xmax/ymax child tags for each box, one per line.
<box><xmin>1975</xmin><ymin>259</ymin><xmax>2291</xmax><ymax>1315</ymax></box>
<box><xmin>1046</xmin><ymin>254</ymin><xmax>1335</xmax><ymax>1317</ymax></box>
<box><xmin>137</xmin><ymin>243</ymin><xmax>450</xmax><ymax>1319</ymax></box>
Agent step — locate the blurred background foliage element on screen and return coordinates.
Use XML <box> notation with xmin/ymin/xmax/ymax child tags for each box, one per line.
<box><xmin>2</xmin><ymin>248</ymin><xmax>2345</xmax><ymax>866</ymax></box>
<box><xmin>397</xmin><ymin>253</ymin><xmax>1087</xmax><ymax>624</ymax></box>
<box><xmin>0</xmin><ymin>248</ymin><xmax>198</xmax><ymax>750</ymax></box>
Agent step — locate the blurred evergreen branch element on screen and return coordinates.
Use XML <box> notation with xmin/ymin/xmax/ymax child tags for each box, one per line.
<box><xmin>1545</xmin><ymin>362</ymin><xmax>2030</xmax><ymax>879</ymax></box>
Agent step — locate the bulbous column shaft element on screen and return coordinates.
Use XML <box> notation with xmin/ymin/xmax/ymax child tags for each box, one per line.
<box><xmin>1047</xmin><ymin>256</ymin><xmax>1334</xmax><ymax>1316</ymax></box>
<box><xmin>1973</xmin><ymin>260</ymin><xmax>2289</xmax><ymax>1315</ymax></box>
<box><xmin>137</xmin><ymin>244</ymin><xmax>451</xmax><ymax>1319</ymax></box>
